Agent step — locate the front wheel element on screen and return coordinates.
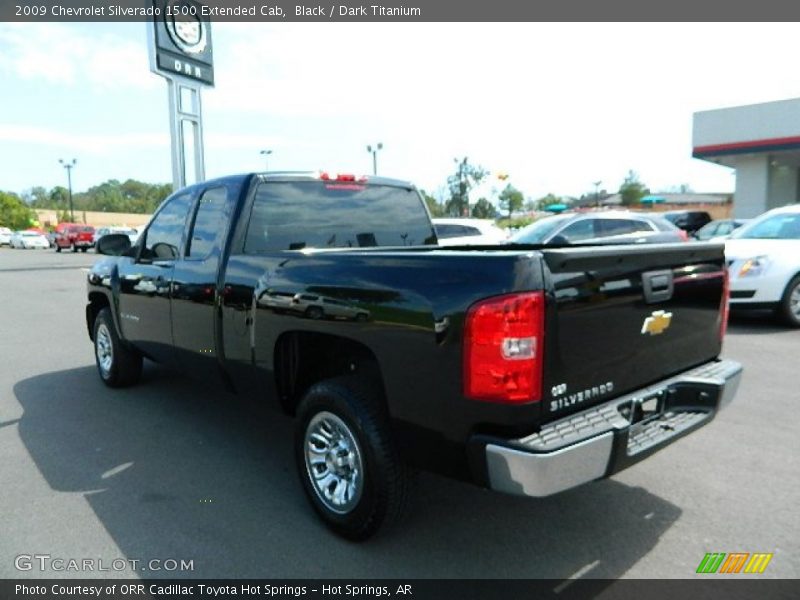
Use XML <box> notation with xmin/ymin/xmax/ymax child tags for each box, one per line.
<box><xmin>295</xmin><ymin>377</ymin><xmax>411</xmax><ymax>540</ymax></box>
<box><xmin>93</xmin><ymin>308</ymin><xmax>143</xmax><ymax>387</ymax></box>
<box><xmin>779</xmin><ymin>275</ymin><xmax>800</xmax><ymax>327</ymax></box>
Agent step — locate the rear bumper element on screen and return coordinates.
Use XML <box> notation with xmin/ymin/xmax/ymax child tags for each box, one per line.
<box><xmin>478</xmin><ymin>358</ymin><xmax>742</xmax><ymax>498</ymax></box>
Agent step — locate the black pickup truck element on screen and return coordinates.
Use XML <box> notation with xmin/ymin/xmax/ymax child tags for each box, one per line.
<box><xmin>87</xmin><ymin>172</ymin><xmax>742</xmax><ymax>539</ymax></box>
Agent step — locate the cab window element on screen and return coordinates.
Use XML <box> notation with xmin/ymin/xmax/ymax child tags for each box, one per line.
<box><xmin>186</xmin><ymin>186</ymin><xmax>231</xmax><ymax>259</ymax></box>
<box><xmin>140</xmin><ymin>192</ymin><xmax>193</xmax><ymax>261</ymax></box>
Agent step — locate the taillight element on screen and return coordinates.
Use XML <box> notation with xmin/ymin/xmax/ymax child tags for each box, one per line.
<box><xmin>463</xmin><ymin>291</ymin><xmax>545</xmax><ymax>404</ymax></box>
<box><xmin>720</xmin><ymin>266</ymin><xmax>730</xmax><ymax>340</ymax></box>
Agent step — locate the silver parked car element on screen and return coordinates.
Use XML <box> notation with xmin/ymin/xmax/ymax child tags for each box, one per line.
<box><xmin>510</xmin><ymin>211</ymin><xmax>687</xmax><ymax>245</ymax></box>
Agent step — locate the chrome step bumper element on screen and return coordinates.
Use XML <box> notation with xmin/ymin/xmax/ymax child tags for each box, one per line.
<box><xmin>482</xmin><ymin>358</ymin><xmax>742</xmax><ymax>498</ymax></box>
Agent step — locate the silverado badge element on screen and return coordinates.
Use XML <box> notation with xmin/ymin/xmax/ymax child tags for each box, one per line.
<box><xmin>641</xmin><ymin>310</ymin><xmax>673</xmax><ymax>335</ymax></box>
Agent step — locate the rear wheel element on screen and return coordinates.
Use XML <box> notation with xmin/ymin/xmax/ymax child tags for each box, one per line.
<box><xmin>779</xmin><ymin>275</ymin><xmax>800</xmax><ymax>327</ymax></box>
<box><xmin>93</xmin><ymin>308</ymin><xmax>142</xmax><ymax>387</ymax></box>
<box><xmin>295</xmin><ymin>377</ymin><xmax>411</xmax><ymax>540</ymax></box>
<box><xmin>306</xmin><ymin>306</ymin><xmax>324</xmax><ymax>320</ymax></box>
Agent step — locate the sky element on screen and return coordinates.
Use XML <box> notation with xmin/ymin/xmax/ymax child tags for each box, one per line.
<box><xmin>1</xmin><ymin>22</ymin><xmax>799</xmax><ymax>203</ymax></box>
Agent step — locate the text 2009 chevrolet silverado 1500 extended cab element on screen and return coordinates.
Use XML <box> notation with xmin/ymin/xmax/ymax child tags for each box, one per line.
<box><xmin>87</xmin><ymin>172</ymin><xmax>742</xmax><ymax>539</ymax></box>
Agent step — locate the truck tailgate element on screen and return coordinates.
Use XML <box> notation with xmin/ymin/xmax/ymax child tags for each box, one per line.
<box><xmin>541</xmin><ymin>243</ymin><xmax>726</xmax><ymax>421</ymax></box>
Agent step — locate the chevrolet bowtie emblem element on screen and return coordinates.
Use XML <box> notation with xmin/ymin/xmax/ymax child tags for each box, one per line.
<box><xmin>641</xmin><ymin>310</ymin><xmax>673</xmax><ymax>335</ymax></box>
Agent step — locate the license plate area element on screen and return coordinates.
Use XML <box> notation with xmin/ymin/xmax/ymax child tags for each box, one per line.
<box><xmin>617</xmin><ymin>390</ymin><xmax>666</xmax><ymax>426</ymax></box>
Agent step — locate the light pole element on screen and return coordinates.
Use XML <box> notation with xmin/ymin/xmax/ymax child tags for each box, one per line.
<box><xmin>366</xmin><ymin>143</ymin><xmax>383</xmax><ymax>175</ymax></box>
<box><xmin>260</xmin><ymin>149</ymin><xmax>273</xmax><ymax>172</ymax></box>
<box><xmin>59</xmin><ymin>158</ymin><xmax>77</xmax><ymax>222</ymax></box>
<box><xmin>593</xmin><ymin>180</ymin><xmax>602</xmax><ymax>208</ymax></box>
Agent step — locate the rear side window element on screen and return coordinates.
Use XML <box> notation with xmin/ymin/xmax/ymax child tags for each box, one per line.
<box><xmin>187</xmin><ymin>186</ymin><xmax>231</xmax><ymax>259</ymax></box>
<box><xmin>598</xmin><ymin>219</ymin><xmax>652</xmax><ymax>236</ymax></box>
<box><xmin>435</xmin><ymin>224</ymin><xmax>463</xmax><ymax>239</ymax></box>
<box><xmin>243</xmin><ymin>182</ymin><xmax>436</xmax><ymax>253</ymax></box>
<box><xmin>141</xmin><ymin>192</ymin><xmax>193</xmax><ymax>261</ymax></box>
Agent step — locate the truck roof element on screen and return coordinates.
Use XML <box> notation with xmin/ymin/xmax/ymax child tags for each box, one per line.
<box><xmin>201</xmin><ymin>172</ymin><xmax>416</xmax><ymax>190</ymax></box>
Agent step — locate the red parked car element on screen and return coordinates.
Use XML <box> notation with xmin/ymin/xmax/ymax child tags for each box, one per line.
<box><xmin>54</xmin><ymin>223</ymin><xmax>95</xmax><ymax>253</ymax></box>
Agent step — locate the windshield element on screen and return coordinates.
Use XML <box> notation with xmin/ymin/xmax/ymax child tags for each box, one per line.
<box><xmin>510</xmin><ymin>215</ymin><xmax>570</xmax><ymax>243</ymax></box>
<box><xmin>731</xmin><ymin>212</ymin><xmax>800</xmax><ymax>240</ymax></box>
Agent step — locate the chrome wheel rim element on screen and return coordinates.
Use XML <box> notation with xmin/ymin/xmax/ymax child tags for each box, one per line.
<box><xmin>95</xmin><ymin>323</ymin><xmax>113</xmax><ymax>377</ymax></box>
<box><xmin>304</xmin><ymin>411</ymin><xmax>363</xmax><ymax>514</ymax></box>
<box><xmin>791</xmin><ymin>284</ymin><xmax>800</xmax><ymax>319</ymax></box>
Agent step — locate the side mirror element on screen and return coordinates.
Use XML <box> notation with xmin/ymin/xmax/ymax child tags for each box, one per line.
<box><xmin>96</xmin><ymin>233</ymin><xmax>132</xmax><ymax>256</ymax></box>
<box><xmin>549</xmin><ymin>234</ymin><xmax>570</xmax><ymax>245</ymax></box>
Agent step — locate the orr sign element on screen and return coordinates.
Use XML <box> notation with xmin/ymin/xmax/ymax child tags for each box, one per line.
<box><xmin>148</xmin><ymin>0</ymin><xmax>214</xmax><ymax>85</ymax></box>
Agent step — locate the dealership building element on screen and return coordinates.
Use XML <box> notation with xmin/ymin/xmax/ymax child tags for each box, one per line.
<box><xmin>693</xmin><ymin>97</ymin><xmax>800</xmax><ymax>217</ymax></box>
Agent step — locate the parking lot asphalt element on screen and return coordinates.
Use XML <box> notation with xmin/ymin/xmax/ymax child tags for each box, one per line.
<box><xmin>0</xmin><ymin>247</ymin><xmax>798</xmax><ymax>580</ymax></box>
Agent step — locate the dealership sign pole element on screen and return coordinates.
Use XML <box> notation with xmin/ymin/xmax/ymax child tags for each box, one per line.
<box><xmin>147</xmin><ymin>0</ymin><xmax>214</xmax><ymax>190</ymax></box>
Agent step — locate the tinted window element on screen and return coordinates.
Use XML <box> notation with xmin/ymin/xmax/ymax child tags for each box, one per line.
<box><xmin>187</xmin><ymin>187</ymin><xmax>231</xmax><ymax>258</ymax></box>
<box><xmin>598</xmin><ymin>219</ymin><xmax>652</xmax><ymax>236</ymax></box>
<box><xmin>141</xmin><ymin>192</ymin><xmax>193</xmax><ymax>261</ymax></box>
<box><xmin>559</xmin><ymin>219</ymin><xmax>596</xmax><ymax>242</ymax></box>
<box><xmin>244</xmin><ymin>182</ymin><xmax>436</xmax><ymax>253</ymax></box>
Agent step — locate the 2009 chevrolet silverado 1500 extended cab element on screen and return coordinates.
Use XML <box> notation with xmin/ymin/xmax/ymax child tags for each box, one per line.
<box><xmin>87</xmin><ymin>172</ymin><xmax>742</xmax><ymax>539</ymax></box>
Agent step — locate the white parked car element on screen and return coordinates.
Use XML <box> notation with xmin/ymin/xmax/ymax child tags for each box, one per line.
<box><xmin>725</xmin><ymin>204</ymin><xmax>800</xmax><ymax>326</ymax></box>
<box><xmin>94</xmin><ymin>226</ymin><xmax>139</xmax><ymax>247</ymax></box>
<box><xmin>433</xmin><ymin>218</ymin><xmax>508</xmax><ymax>246</ymax></box>
<box><xmin>10</xmin><ymin>231</ymin><xmax>50</xmax><ymax>249</ymax></box>
<box><xmin>0</xmin><ymin>226</ymin><xmax>12</xmax><ymax>246</ymax></box>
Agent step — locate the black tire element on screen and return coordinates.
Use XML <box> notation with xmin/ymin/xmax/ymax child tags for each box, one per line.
<box><xmin>295</xmin><ymin>377</ymin><xmax>411</xmax><ymax>540</ymax></box>
<box><xmin>306</xmin><ymin>306</ymin><xmax>324</xmax><ymax>320</ymax></box>
<box><xmin>778</xmin><ymin>275</ymin><xmax>800</xmax><ymax>327</ymax></box>
<box><xmin>93</xmin><ymin>307</ymin><xmax>143</xmax><ymax>387</ymax></box>
<box><xmin>55</xmin><ymin>244</ymin><xmax>61</xmax><ymax>253</ymax></box>
<box><xmin>80</xmin><ymin>247</ymin><xmax>88</xmax><ymax>253</ymax></box>
<box><xmin>71</xmin><ymin>244</ymin><xmax>78</xmax><ymax>253</ymax></box>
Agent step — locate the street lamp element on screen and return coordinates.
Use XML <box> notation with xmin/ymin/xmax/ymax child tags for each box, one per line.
<box><xmin>366</xmin><ymin>143</ymin><xmax>383</xmax><ymax>175</ymax></box>
<box><xmin>593</xmin><ymin>180</ymin><xmax>602</xmax><ymax>208</ymax></box>
<box><xmin>59</xmin><ymin>158</ymin><xmax>77</xmax><ymax>222</ymax></box>
<box><xmin>260</xmin><ymin>149</ymin><xmax>273</xmax><ymax>171</ymax></box>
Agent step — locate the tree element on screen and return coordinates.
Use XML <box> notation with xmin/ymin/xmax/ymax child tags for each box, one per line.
<box><xmin>446</xmin><ymin>157</ymin><xmax>487</xmax><ymax>217</ymax></box>
<box><xmin>420</xmin><ymin>189</ymin><xmax>444</xmax><ymax>218</ymax></box>
<box><xmin>0</xmin><ymin>191</ymin><xmax>37</xmax><ymax>230</ymax></box>
<box><xmin>49</xmin><ymin>186</ymin><xmax>69</xmax><ymax>207</ymax></box>
<box><xmin>22</xmin><ymin>186</ymin><xmax>49</xmax><ymax>207</ymax></box>
<box><xmin>535</xmin><ymin>193</ymin><xmax>562</xmax><ymax>211</ymax></box>
<box><xmin>471</xmin><ymin>197</ymin><xmax>498</xmax><ymax>219</ymax></box>
<box><xmin>498</xmin><ymin>184</ymin><xmax>524</xmax><ymax>217</ymax></box>
<box><xmin>619</xmin><ymin>170</ymin><xmax>649</xmax><ymax>206</ymax></box>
